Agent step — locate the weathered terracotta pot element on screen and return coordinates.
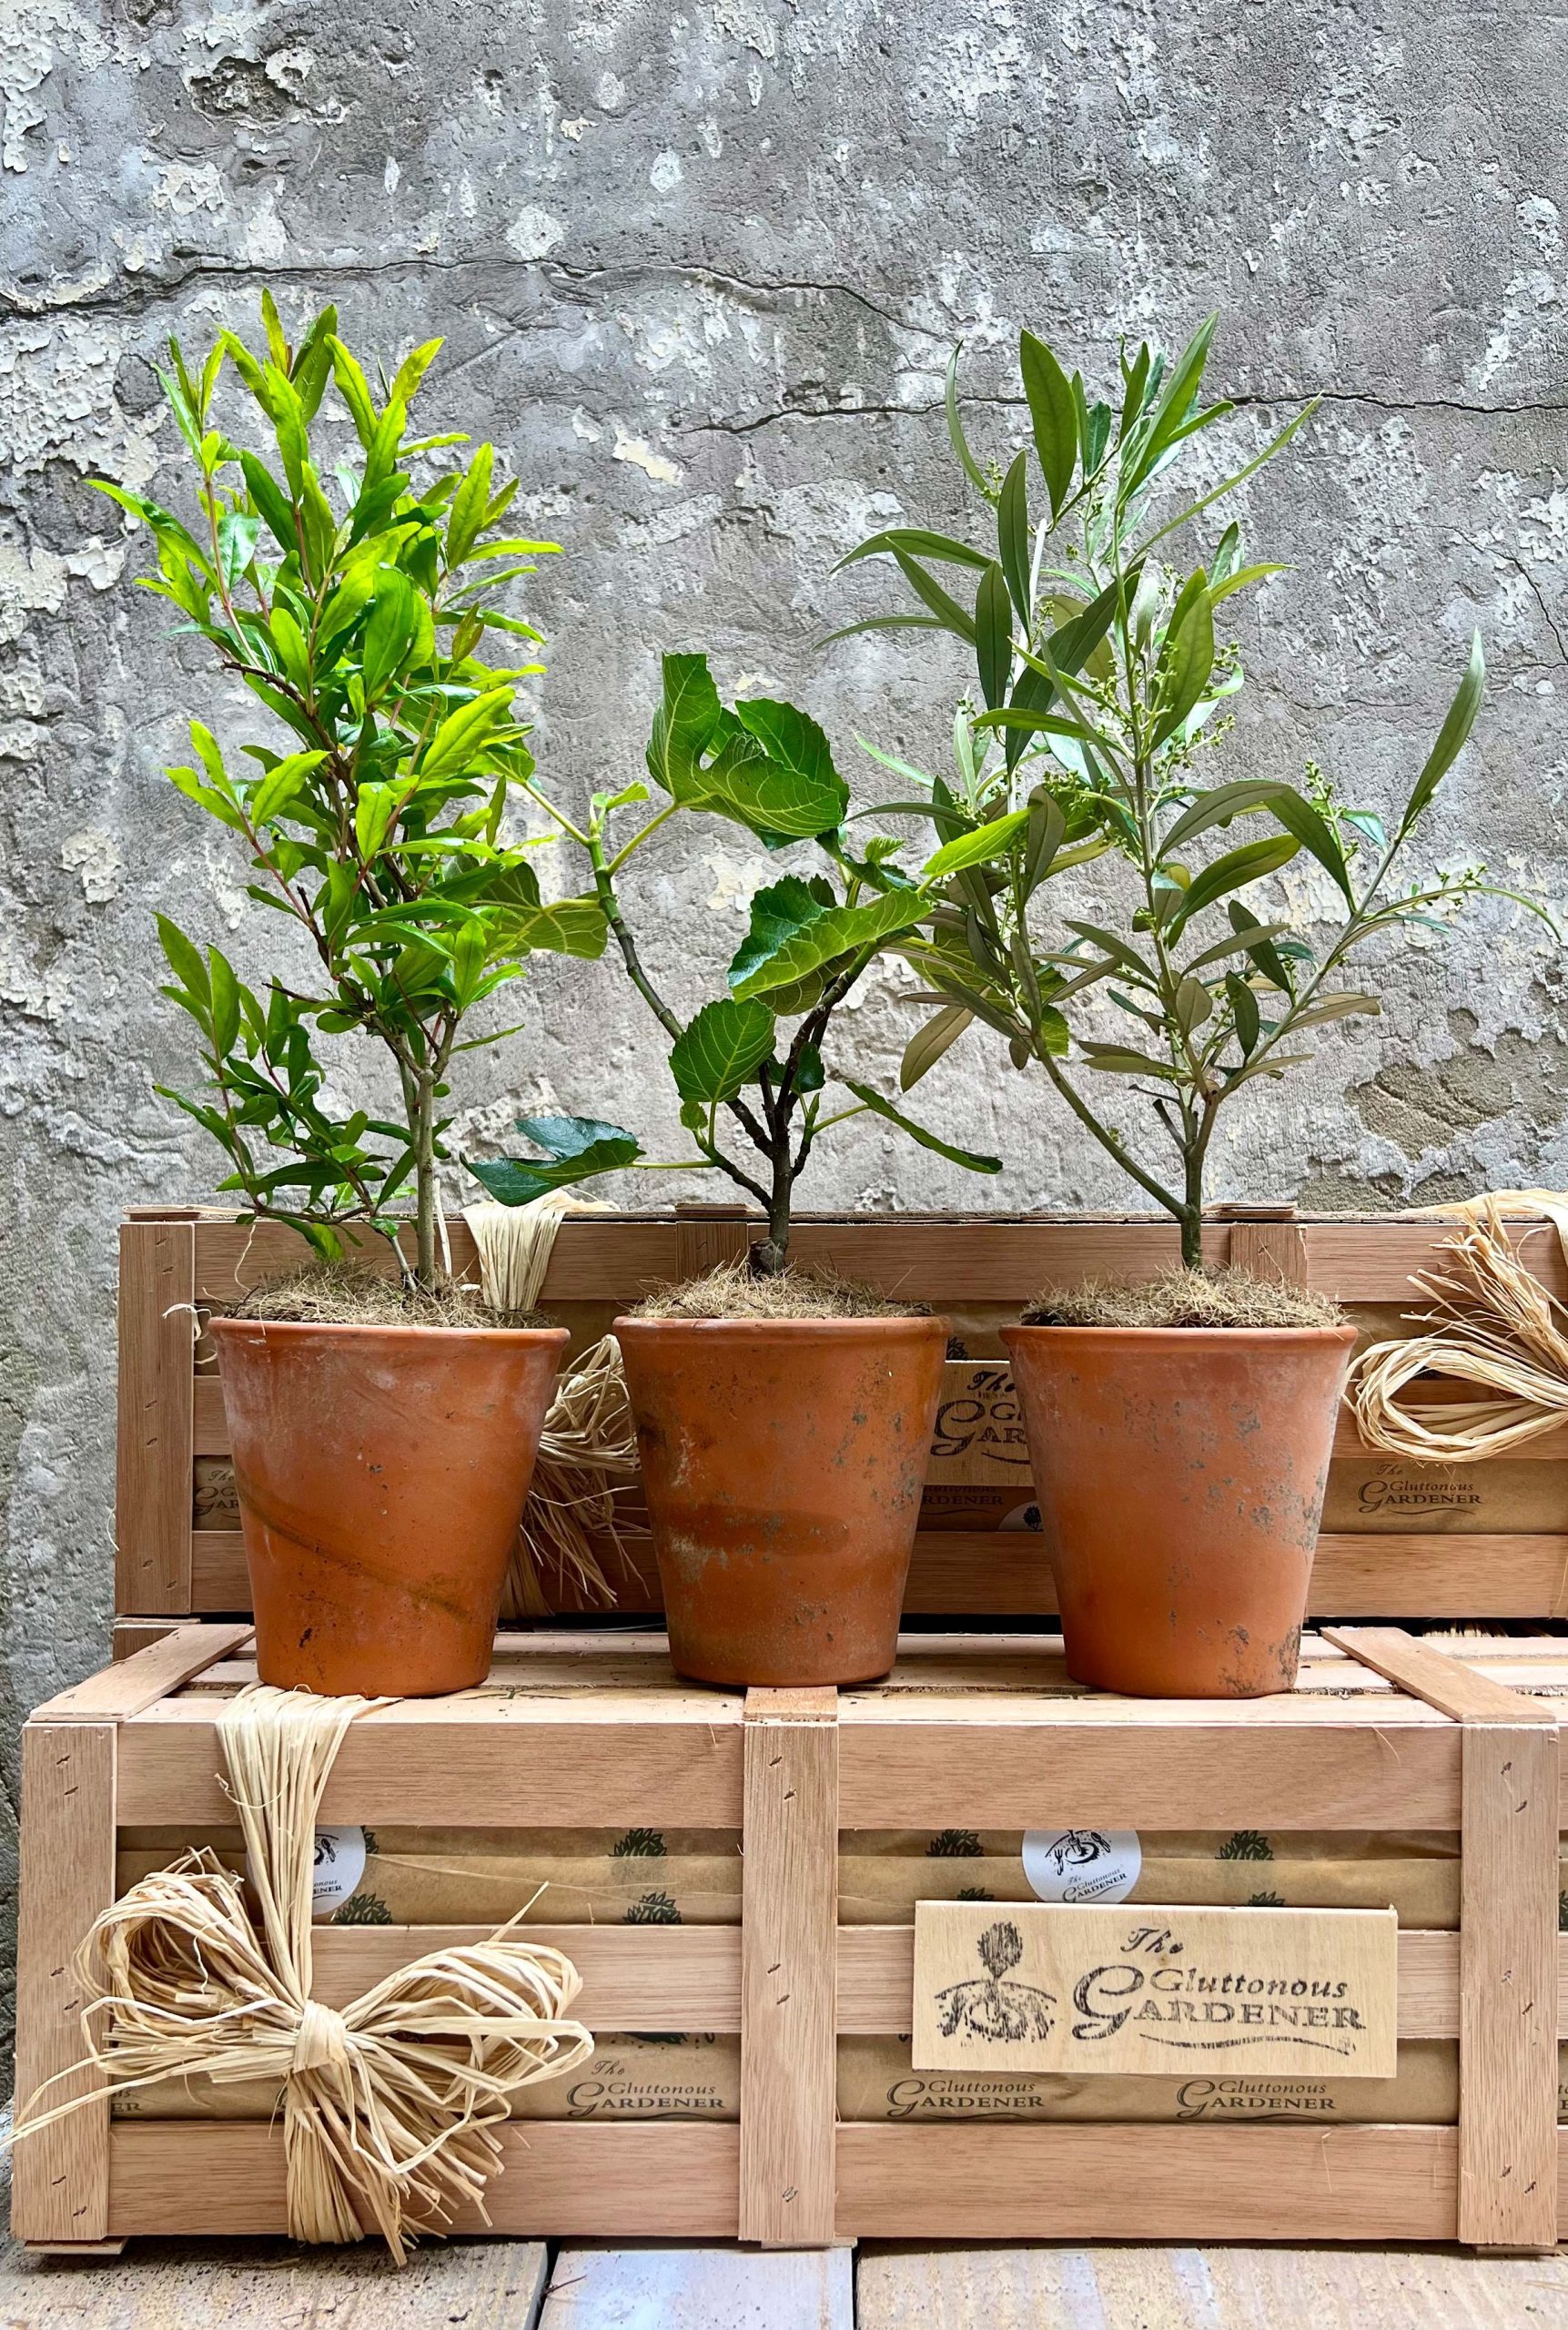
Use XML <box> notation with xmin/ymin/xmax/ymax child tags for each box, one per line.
<box><xmin>209</xmin><ymin>1317</ymin><xmax>567</xmax><ymax>1697</ymax></box>
<box><xmin>1000</xmin><ymin>1324</ymin><xmax>1357</xmax><ymax>1698</ymax></box>
<box><xmin>615</xmin><ymin>1316</ymin><xmax>948</xmax><ymax>1687</ymax></box>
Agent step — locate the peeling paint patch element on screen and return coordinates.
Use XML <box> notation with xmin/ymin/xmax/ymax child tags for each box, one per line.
<box><xmin>60</xmin><ymin>828</ymin><xmax>123</xmax><ymax>904</ymax></box>
<box><xmin>612</xmin><ymin>426</ymin><xmax>683</xmax><ymax>484</ymax></box>
<box><xmin>507</xmin><ymin>203</ymin><xmax>565</xmax><ymax>259</ymax></box>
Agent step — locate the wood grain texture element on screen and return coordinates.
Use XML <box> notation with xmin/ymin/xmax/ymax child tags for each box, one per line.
<box><xmin>311</xmin><ymin>1923</ymin><xmax>742</xmax><ymax>2027</ymax></box>
<box><xmin>740</xmin><ymin>1686</ymin><xmax>838</xmax><ymax>2247</ymax></box>
<box><xmin>541</xmin><ymin>2244</ymin><xmax>852</xmax><ymax>2329</ymax></box>
<box><xmin>193</xmin><ymin>1215</ymin><xmax>683</xmax><ymax>1303</ymax></box>
<box><xmin>116</xmin><ymin>1705</ymin><xmax>744</xmax><ymax>1827</ymax></box>
<box><xmin>1458</xmin><ymin>1720</ymin><xmax>1560</xmax><ymax>2248</ymax></box>
<box><xmin>166</xmin><ymin>1521</ymin><xmax>1568</xmax><ymax>1624</ymax></box>
<box><xmin>116</xmin><ymin>1218</ymin><xmax>196</xmax><ymax>1614</ymax></box>
<box><xmin>12</xmin><ymin>1722</ymin><xmax>117</xmax><ymax>2243</ymax></box>
<box><xmin>30</xmin><ymin>1625</ymin><xmax>252</xmax><ymax>1721</ymax></box>
<box><xmin>673</xmin><ymin>1203</ymin><xmax>753</xmax><ymax>1281</ymax></box>
<box><xmin>1325</xmin><ymin>1626</ymin><xmax>1559</xmax><ymax>1724</ymax></box>
<box><xmin>835</xmin><ymin>1712</ymin><xmax>1461</xmax><ymax>1830</ymax></box>
<box><xmin>3</xmin><ymin>2236</ymin><xmax>549</xmax><ymax>2325</ymax></box>
<box><xmin>106</xmin><ymin>2122</ymin><xmax>740</xmax><ymax>2237</ymax></box>
<box><xmin>855</xmin><ymin>2242</ymin><xmax>1568</xmax><ymax>2329</ymax></box>
<box><xmin>1228</xmin><ymin>1220</ymin><xmax>1310</xmax><ymax>1287</ymax></box>
<box><xmin>835</xmin><ymin>2123</ymin><xmax>1459</xmax><ymax>2242</ymax></box>
<box><xmin>838</xmin><ymin>1924</ymin><xmax>1466</xmax><ymax>2040</ymax></box>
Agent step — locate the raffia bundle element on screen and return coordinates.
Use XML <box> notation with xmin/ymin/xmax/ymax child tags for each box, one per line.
<box><xmin>12</xmin><ymin>1687</ymin><xmax>592</xmax><ymax>2263</ymax></box>
<box><xmin>463</xmin><ymin>1196</ymin><xmax>644</xmax><ymax>1616</ymax></box>
<box><xmin>1348</xmin><ymin>1195</ymin><xmax>1568</xmax><ymax>1462</ymax></box>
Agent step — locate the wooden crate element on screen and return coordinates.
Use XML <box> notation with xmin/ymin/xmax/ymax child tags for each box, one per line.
<box><xmin>118</xmin><ymin>1203</ymin><xmax>1568</xmax><ymax>1636</ymax></box>
<box><xmin>13</xmin><ymin>1620</ymin><xmax>1567</xmax><ymax>2252</ymax></box>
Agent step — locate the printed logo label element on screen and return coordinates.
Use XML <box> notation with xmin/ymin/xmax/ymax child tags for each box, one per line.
<box><xmin>311</xmin><ymin>1826</ymin><xmax>367</xmax><ymax>1917</ymax></box>
<box><xmin>1023</xmin><ymin>1827</ymin><xmax>1141</xmax><ymax>1905</ymax></box>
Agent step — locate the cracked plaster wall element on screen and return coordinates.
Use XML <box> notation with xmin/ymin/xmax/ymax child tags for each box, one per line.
<box><xmin>3</xmin><ymin>0</ymin><xmax>1568</xmax><ymax>2058</ymax></box>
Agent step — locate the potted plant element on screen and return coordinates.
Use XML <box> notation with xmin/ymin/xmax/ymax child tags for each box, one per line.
<box><xmin>844</xmin><ymin>317</ymin><xmax>1545</xmax><ymax>1696</ymax></box>
<box><xmin>101</xmin><ymin>296</ymin><xmax>625</xmax><ymax>1697</ymax></box>
<box><xmin>477</xmin><ymin>653</ymin><xmax>1002</xmax><ymax>1685</ymax></box>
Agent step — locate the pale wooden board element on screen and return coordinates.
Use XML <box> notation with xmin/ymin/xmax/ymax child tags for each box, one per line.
<box><xmin>541</xmin><ymin>2244</ymin><xmax>852</xmax><ymax>2328</ymax></box>
<box><xmin>910</xmin><ymin>1902</ymin><xmax>1399</xmax><ymax>2080</ymax></box>
<box><xmin>11</xmin><ymin>1723</ymin><xmax>116</xmax><ymax>2243</ymax></box>
<box><xmin>31</xmin><ymin>1624</ymin><xmax>252</xmax><ymax>1720</ymax></box>
<box><xmin>1324</xmin><ymin>1626</ymin><xmax>1559</xmax><ymax>1724</ymax></box>
<box><xmin>312</xmin><ymin>1923</ymin><xmax>741</xmax><ymax>2027</ymax></box>
<box><xmin>1459</xmin><ymin>1720</ymin><xmax>1561</xmax><ymax>2247</ymax></box>
<box><xmin>169</xmin><ymin>1521</ymin><xmax>1568</xmax><ymax>1621</ymax></box>
<box><xmin>835</xmin><ymin>2124</ymin><xmax>1460</xmax><ymax>2242</ymax></box>
<box><xmin>855</xmin><ymin>2244</ymin><xmax>1568</xmax><ymax>2328</ymax></box>
<box><xmin>0</xmin><ymin>2224</ymin><xmax>550</xmax><ymax>2325</ymax></box>
<box><xmin>739</xmin><ymin>1686</ymin><xmax>838</xmax><ymax>2247</ymax></box>
<box><xmin>116</xmin><ymin>1217</ymin><xmax>196</xmax><ymax>1614</ymax></box>
<box><xmin>835</xmin><ymin>1712</ymin><xmax>1462</xmax><ymax>1831</ymax></box>
<box><xmin>106</xmin><ymin>2122</ymin><xmax>740</xmax><ymax>2237</ymax></box>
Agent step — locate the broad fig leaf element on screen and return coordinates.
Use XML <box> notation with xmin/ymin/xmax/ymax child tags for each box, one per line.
<box><xmin>469</xmin><ymin>1112</ymin><xmax>642</xmax><ymax>1206</ymax></box>
<box><xmin>728</xmin><ymin>879</ymin><xmax>925</xmax><ymax>1000</ymax></box>
<box><xmin>670</xmin><ymin>997</ymin><xmax>776</xmax><ymax>1103</ymax></box>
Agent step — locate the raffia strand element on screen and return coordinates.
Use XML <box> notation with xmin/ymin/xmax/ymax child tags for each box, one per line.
<box><xmin>1348</xmin><ymin>1195</ymin><xmax>1568</xmax><ymax>1462</ymax></box>
<box><xmin>10</xmin><ymin>1686</ymin><xmax>592</xmax><ymax>2263</ymax></box>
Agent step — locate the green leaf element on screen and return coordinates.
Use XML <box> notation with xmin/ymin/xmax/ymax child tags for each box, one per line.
<box><xmin>837</xmin><ymin>527</ymin><xmax>991</xmax><ymax>572</ymax></box>
<box><xmin>1226</xmin><ymin>969</ymin><xmax>1260</xmax><ymax>1055</ymax></box>
<box><xmin>216</xmin><ymin>512</ymin><xmax>261</xmax><ymax>589</ymax></box>
<box><xmin>900</xmin><ymin>1004</ymin><xmax>973</xmax><ymax>1090</ymax></box>
<box><xmin>446</xmin><ymin>441</ymin><xmax>495</xmax><ymax>565</ymax></box>
<box><xmin>891</xmin><ymin>549</ymin><xmax>977</xmax><ymax>643</ymax></box>
<box><xmin>841</xmin><ymin>1079</ymin><xmax>1002</xmax><ymax>1172</ymax></box>
<box><xmin>1149</xmin><ymin>582</ymin><xmax>1214</xmax><ymax>747</ymax></box>
<box><xmin>156</xmin><ymin>913</ymin><xmax>210</xmax><ymax>1008</ymax></box>
<box><xmin>1019</xmin><ymin>330</ymin><xmax>1077</xmax><ymax>518</ymax></box>
<box><xmin>1022</xmin><ymin>791</ymin><xmax>1067</xmax><ymax>894</ymax></box>
<box><xmin>1173</xmin><ymin>975</ymin><xmax>1212</xmax><ymax>1031</ymax></box>
<box><xmin>495</xmin><ymin>895</ymin><xmax>609</xmax><ymax>959</ymax></box>
<box><xmin>646</xmin><ymin>652</ymin><xmax>723</xmax><ymax>794</ymax></box>
<box><xmin>996</xmin><ymin>451</ymin><xmax>1031</xmax><ymax>619</ymax></box>
<box><xmin>251</xmin><ymin>748</ymin><xmax>326</xmax><ymax>826</ymax></box>
<box><xmin>728</xmin><ymin>879</ymin><xmax>924</xmax><ymax>1000</ymax></box>
<box><xmin>975</xmin><ymin>560</ymin><xmax>1012</xmax><ymax>713</ymax></box>
<box><xmin>420</xmin><ymin>685</ymin><xmax>514</xmax><ymax>781</ymax></box>
<box><xmin>1228</xmin><ymin>901</ymin><xmax>1294</xmax><ymax>991</ymax></box>
<box><xmin>1288</xmin><ymin>990</ymin><xmax>1381</xmax><ymax>1029</ymax></box>
<box><xmin>239</xmin><ymin>451</ymin><xmax>297</xmax><ymax>555</ymax></box>
<box><xmin>207</xmin><ymin>947</ymin><xmax>241</xmax><ymax>1054</ymax></box>
<box><xmin>670</xmin><ymin>997</ymin><xmax>776</xmax><ymax>1103</ymax></box>
<box><xmin>1161</xmin><ymin>780</ymin><xmax>1291</xmax><ymax>858</ymax></box>
<box><xmin>923</xmin><ymin>809</ymin><xmax>1030</xmax><ymax>878</ymax></box>
<box><xmin>1401</xmin><ymin>631</ymin><xmax>1485</xmax><ymax>835</ymax></box>
<box><xmin>1168</xmin><ymin>833</ymin><xmax>1300</xmax><ymax>934</ymax></box>
<box><xmin>945</xmin><ymin>341</ymin><xmax>995</xmax><ymax>499</ymax></box>
<box><xmin>362</xmin><ymin>569</ymin><xmax>420</xmax><ymax>698</ymax></box>
<box><xmin>648</xmin><ymin>656</ymin><xmax>849</xmax><ymax>839</ymax></box>
<box><xmin>470</xmin><ymin>1114</ymin><xmax>642</xmax><ymax>1206</ymax></box>
<box><xmin>1267</xmin><ymin>786</ymin><xmax>1354</xmax><ymax>906</ymax></box>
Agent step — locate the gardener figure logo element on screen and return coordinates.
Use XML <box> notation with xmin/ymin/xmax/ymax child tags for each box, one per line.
<box><xmin>1046</xmin><ymin>1829</ymin><xmax>1112</xmax><ymax>1877</ymax></box>
<box><xmin>935</xmin><ymin>1920</ymin><xmax>1056</xmax><ymax>2042</ymax></box>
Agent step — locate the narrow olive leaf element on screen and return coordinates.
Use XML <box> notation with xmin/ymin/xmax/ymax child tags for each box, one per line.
<box><xmin>669</xmin><ymin>997</ymin><xmax>776</xmax><ymax>1103</ymax></box>
<box><xmin>893</xmin><ymin>549</ymin><xmax>976</xmax><ymax>643</ymax></box>
<box><xmin>842</xmin><ymin>1079</ymin><xmax>1002</xmax><ymax>1172</ymax></box>
<box><xmin>1226</xmin><ymin>969</ymin><xmax>1260</xmax><ymax>1055</ymax></box>
<box><xmin>1022</xmin><ymin>791</ymin><xmax>1066</xmax><ymax>894</ymax></box>
<box><xmin>924</xmin><ymin>807</ymin><xmax>1030</xmax><ymax>878</ymax></box>
<box><xmin>837</xmin><ymin>527</ymin><xmax>991</xmax><ymax>572</ymax></box>
<box><xmin>945</xmin><ymin>341</ymin><xmax>996</xmax><ymax>499</ymax></box>
<box><xmin>1060</xmin><ymin>918</ymin><xmax>1158</xmax><ymax>987</ymax></box>
<box><xmin>1020</xmin><ymin>330</ymin><xmax>1077</xmax><ymax>519</ymax></box>
<box><xmin>1223</xmin><ymin>1050</ymin><xmax>1313</xmax><ymax>1092</ymax></box>
<box><xmin>1288</xmin><ymin>991</ymin><xmax>1381</xmax><ymax>1029</ymax></box>
<box><xmin>1077</xmin><ymin>1041</ymin><xmax>1183</xmax><ymax>1080</ymax></box>
<box><xmin>1400</xmin><ymin>630</ymin><xmax>1485</xmax><ymax>835</ymax></box>
<box><xmin>1141</xmin><ymin>400</ymin><xmax>1318</xmax><ymax>553</ymax></box>
<box><xmin>1228</xmin><ymin>900</ymin><xmax>1294</xmax><ymax>990</ymax></box>
<box><xmin>997</xmin><ymin>451</ymin><xmax>1031</xmax><ymax>617</ymax></box>
<box><xmin>1266</xmin><ymin>785</ymin><xmax>1354</xmax><ymax>905</ymax></box>
<box><xmin>1182</xmin><ymin>918</ymin><xmax>1292</xmax><ymax>974</ymax></box>
<box><xmin>975</xmin><ymin>560</ymin><xmax>1012</xmax><ymax>712</ymax></box>
<box><xmin>1160</xmin><ymin>780</ymin><xmax>1289</xmax><ymax>858</ymax></box>
<box><xmin>1149</xmin><ymin>584</ymin><xmax>1214</xmax><ymax>747</ymax></box>
<box><xmin>1173</xmin><ymin>975</ymin><xmax>1213</xmax><ymax>1031</ymax></box>
<box><xmin>899</xmin><ymin>1004</ymin><xmax>973</xmax><ymax>1090</ymax></box>
<box><xmin>1168</xmin><ymin>832</ymin><xmax>1300</xmax><ymax>934</ymax></box>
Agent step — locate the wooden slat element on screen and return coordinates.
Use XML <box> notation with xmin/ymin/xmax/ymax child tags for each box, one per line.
<box><xmin>674</xmin><ymin>1203</ymin><xmax>752</xmax><ymax>1280</ymax></box>
<box><xmin>1229</xmin><ymin>1218</ymin><xmax>1309</xmax><ymax>1287</ymax></box>
<box><xmin>1325</xmin><ymin>1626</ymin><xmax>1559</xmax><ymax>1724</ymax></box>
<box><xmin>739</xmin><ymin>1686</ymin><xmax>838</xmax><ymax>2247</ymax></box>
<box><xmin>31</xmin><ymin>1625</ymin><xmax>252</xmax><ymax>1722</ymax></box>
<box><xmin>110</xmin><ymin>1619</ymin><xmax>181</xmax><ymax>1661</ymax></box>
<box><xmin>835</xmin><ymin>2123</ymin><xmax>1458</xmax><ymax>2241</ymax></box>
<box><xmin>191</xmin><ymin>1374</ymin><xmax>227</xmax><ymax>1456</ymax></box>
<box><xmin>116</xmin><ymin>1707</ymin><xmax>744</xmax><ymax>1827</ymax></box>
<box><xmin>836</xmin><ymin>1714</ymin><xmax>1461</xmax><ymax>1829</ymax></box>
<box><xmin>312</xmin><ymin>1924</ymin><xmax>741</xmax><ymax>2027</ymax></box>
<box><xmin>116</xmin><ymin>1217</ymin><xmax>195</xmax><ymax>1614</ymax></box>
<box><xmin>1458</xmin><ymin>1720</ymin><xmax>1560</xmax><ymax>2247</ymax></box>
<box><xmin>192</xmin><ymin>1216</ymin><xmax>682</xmax><ymax>1304</ymax></box>
<box><xmin>12</xmin><ymin>1723</ymin><xmax>117</xmax><ymax>2242</ymax></box>
<box><xmin>835</xmin><ymin>1926</ymin><xmax>1466</xmax><ymax>2040</ymax></box>
<box><xmin>168</xmin><ymin>1522</ymin><xmax>1568</xmax><ymax>1623</ymax></box>
<box><xmin>106</xmin><ymin>2122</ymin><xmax>739</xmax><ymax>2236</ymax></box>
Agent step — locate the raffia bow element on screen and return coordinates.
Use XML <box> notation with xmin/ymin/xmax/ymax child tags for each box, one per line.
<box><xmin>13</xmin><ymin>1686</ymin><xmax>592</xmax><ymax>2262</ymax></box>
<box><xmin>1348</xmin><ymin>1195</ymin><xmax>1568</xmax><ymax>1461</ymax></box>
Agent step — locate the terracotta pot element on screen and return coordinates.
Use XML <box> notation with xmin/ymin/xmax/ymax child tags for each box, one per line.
<box><xmin>1000</xmin><ymin>1324</ymin><xmax>1357</xmax><ymax>1698</ymax></box>
<box><xmin>209</xmin><ymin>1317</ymin><xmax>567</xmax><ymax>1697</ymax></box>
<box><xmin>615</xmin><ymin>1316</ymin><xmax>948</xmax><ymax>1687</ymax></box>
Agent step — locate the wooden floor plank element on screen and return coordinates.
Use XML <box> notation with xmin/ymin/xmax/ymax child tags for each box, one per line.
<box><xmin>541</xmin><ymin>2244</ymin><xmax>853</xmax><ymax>2328</ymax></box>
<box><xmin>855</xmin><ymin>2244</ymin><xmax>1568</xmax><ymax>2328</ymax></box>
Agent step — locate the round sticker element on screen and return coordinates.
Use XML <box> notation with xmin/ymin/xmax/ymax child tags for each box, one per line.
<box><xmin>998</xmin><ymin>1501</ymin><xmax>1043</xmax><ymax>1533</ymax></box>
<box><xmin>1022</xmin><ymin>1827</ymin><xmax>1141</xmax><ymax>1905</ymax></box>
<box><xmin>311</xmin><ymin>1826</ymin><xmax>368</xmax><ymax>1918</ymax></box>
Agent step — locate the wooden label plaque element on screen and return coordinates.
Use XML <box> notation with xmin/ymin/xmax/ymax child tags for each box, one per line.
<box><xmin>912</xmin><ymin>1901</ymin><xmax>1399</xmax><ymax>2079</ymax></box>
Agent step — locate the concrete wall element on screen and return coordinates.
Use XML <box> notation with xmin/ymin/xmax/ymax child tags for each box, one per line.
<box><xmin>3</xmin><ymin>1</ymin><xmax>1566</xmax><ymax>2050</ymax></box>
